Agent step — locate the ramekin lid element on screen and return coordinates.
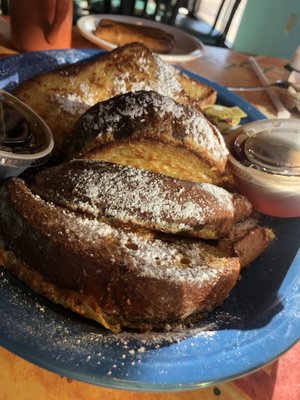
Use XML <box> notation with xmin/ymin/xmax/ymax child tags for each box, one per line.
<box><xmin>231</xmin><ymin>119</ymin><xmax>300</xmax><ymax>177</ymax></box>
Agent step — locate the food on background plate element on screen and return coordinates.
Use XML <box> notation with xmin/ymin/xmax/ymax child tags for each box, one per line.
<box><xmin>95</xmin><ymin>18</ymin><xmax>175</xmax><ymax>54</ymax></box>
<box><xmin>12</xmin><ymin>42</ymin><xmax>216</xmax><ymax>153</ymax></box>
<box><xmin>0</xmin><ymin>88</ymin><xmax>274</xmax><ymax>332</ymax></box>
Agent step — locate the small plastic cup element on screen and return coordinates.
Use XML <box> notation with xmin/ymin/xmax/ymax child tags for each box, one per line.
<box><xmin>0</xmin><ymin>89</ymin><xmax>54</xmax><ymax>180</ymax></box>
<box><xmin>226</xmin><ymin>119</ymin><xmax>300</xmax><ymax>218</ymax></box>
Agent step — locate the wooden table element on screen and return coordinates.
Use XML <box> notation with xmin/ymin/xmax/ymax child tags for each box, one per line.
<box><xmin>0</xmin><ymin>23</ymin><xmax>299</xmax><ymax>400</ymax></box>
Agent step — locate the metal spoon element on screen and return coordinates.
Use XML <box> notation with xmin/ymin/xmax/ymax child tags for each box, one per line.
<box><xmin>227</xmin><ymin>80</ymin><xmax>300</xmax><ymax>93</ymax></box>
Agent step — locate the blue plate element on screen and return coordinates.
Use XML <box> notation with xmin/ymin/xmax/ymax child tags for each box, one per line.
<box><xmin>0</xmin><ymin>50</ymin><xmax>299</xmax><ymax>392</ymax></box>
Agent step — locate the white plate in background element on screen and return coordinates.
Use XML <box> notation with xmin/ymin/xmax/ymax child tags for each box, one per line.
<box><xmin>76</xmin><ymin>14</ymin><xmax>204</xmax><ymax>62</ymax></box>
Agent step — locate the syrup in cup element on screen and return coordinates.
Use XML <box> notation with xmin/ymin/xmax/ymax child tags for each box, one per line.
<box><xmin>226</xmin><ymin>119</ymin><xmax>300</xmax><ymax>218</ymax></box>
<box><xmin>0</xmin><ymin>89</ymin><xmax>54</xmax><ymax>180</ymax></box>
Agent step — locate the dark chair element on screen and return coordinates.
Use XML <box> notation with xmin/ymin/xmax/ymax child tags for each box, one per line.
<box><xmin>132</xmin><ymin>1</ymin><xmax>185</xmax><ymax>25</ymax></box>
<box><xmin>0</xmin><ymin>0</ymin><xmax>9</xmax><ymax>15</ymax></box>
<box><xmin>75</xmin><ymin>0</ymin><xmax>184</xmax><ymax>25</ymax></box>
<box><xmin>175</xmin><ymin>0</ymin><xmax>243</xmax><ymax>47</ymax></box>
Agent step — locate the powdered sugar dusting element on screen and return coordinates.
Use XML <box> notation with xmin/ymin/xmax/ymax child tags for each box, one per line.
<box><xmin>18</xmin><ymin>188</ymin><xmax>224</xmax><ymax>286</ymax></box>
<box><xmin>58</xmin><ymin>209</ymin><xmax>222</xmax><ymax>285</ymax></box>
<box><xmin>150</xmin><ymin>93</ymin><xmax>227</xmax><ymax>160</ymax></box>
<box><xmin>120</xmin><ymin>230</ymin><xmax>223</xmax><ymax>284</ymax></box>
<box><xmin>53</xmin><ymin>93</ymin><xmax>91</xmax><ymax>116</ymax></box>
<box><xmin>52</xmin><ymin>81</ymin><xmax>98</xmax><ymax>116</ymax></box>
<box><xmin>84</xmin><ymin>91</ymin><xmax>227</xmax><ymax>163</ymax></box>
<box><xmin>51</xmin><ymin>49</ymin><xmax>183</xmax><ymax>115</ymax></box>
<box><xmin>109</xmin><ymin>52</ymin><xmax>182</xmax><ymax>98</ymax></box>
<box><xmin>128</xmin><ymin>55</ymin><xmax>182</xmax><ymax>97</ymax></box>
<box><xmin>36</xmin><ymin>160</ymin><xmax>234</xmax><ymax>235</ymax></box>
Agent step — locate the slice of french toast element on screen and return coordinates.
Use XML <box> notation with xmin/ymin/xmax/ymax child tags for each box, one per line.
<box><xmin>12</xmin><ymin>42</ymin><xmax>217</xmax><ymax>151</ymax></box>
<box><xmin>32</xmin><ymin>159</ymin><xmax>253</xmax><ymax>240</ymax></box>
<box><xmin>61</xmin><ymin>90</ymin><xmax>232</xmax><ymax>186</ymax></box>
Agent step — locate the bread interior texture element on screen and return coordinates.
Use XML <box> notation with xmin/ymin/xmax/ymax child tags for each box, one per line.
<box><xmin>84</xmin><ymin>140</ymin><xmax>226</xmax><ymax>185</ymax></box>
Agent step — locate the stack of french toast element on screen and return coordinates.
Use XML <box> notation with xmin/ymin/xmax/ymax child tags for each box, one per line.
<box><xmin>0</xmin><ymin>43</ymin><xmax>274</xmax><ymax>332</ymax></box>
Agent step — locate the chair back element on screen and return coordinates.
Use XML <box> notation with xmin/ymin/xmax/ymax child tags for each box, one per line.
<box><xmin>82</xmin><ymin>0</ymin><xmax>183</xmax><ymax>25</ymax></box>
<box><xmin>134</xmin><ymin>0</ymin><xmax>184</xmax><ymax>25</ymax></box>
<box><xmin>0</xmin><ymin>0</ymin><xmax>9</xmax><ymax>15</ymax></box>
<box><xmin>209</xmin><ymin>0</ymin><xmax>242</xmax><ymax>39</ymax></box>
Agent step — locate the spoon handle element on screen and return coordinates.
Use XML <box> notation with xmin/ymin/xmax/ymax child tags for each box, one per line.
<box><xmin>248</xmin><ymin>56</ymin><xmax>291</xmax><ymax>118</ymax></box>
<box><xmin>227</xmin><ymin>83</ymin><xmax>285</xmax><ymax>91</ymax></box>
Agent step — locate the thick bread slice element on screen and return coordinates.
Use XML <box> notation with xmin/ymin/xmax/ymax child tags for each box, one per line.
<box><xmin>33</xmin><ymin>160</ymin><xmax>252</xmax><ymax>239</ymax></box>
<box><xmin>95</xmin><ymin>19</ymin><xmax>175</xmax><ymax>53</ymax></box>
<box><xmin>12</xmin><ymin>42</ymin><xmax>217</xmax><ymax>151</ymax></box>
<box><xmin>61</xmin><ymin>90</ymin><xmax>230</xmax><ymax>186</ymax></box>
<box><xmin>0</xmin><ymin>178</ymin><xmax>241</xmax><ymax>332</ymax></box>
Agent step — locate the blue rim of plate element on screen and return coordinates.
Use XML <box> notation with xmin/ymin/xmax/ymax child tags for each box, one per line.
<box><xmin>0</xmin><ymin>49</ymin><xmax>299</xmax><ymax>392</ymax></box>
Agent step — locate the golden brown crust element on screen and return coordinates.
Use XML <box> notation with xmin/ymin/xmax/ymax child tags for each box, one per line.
<box><xmin>12</xmin><ymin>42</ymin><xmax>217</xmax><ymax>151</ymax></box>
<box><xmin>95</xmin><ymin>18</ymin><xmax>175</xmax><ymax>54</ymax></box>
